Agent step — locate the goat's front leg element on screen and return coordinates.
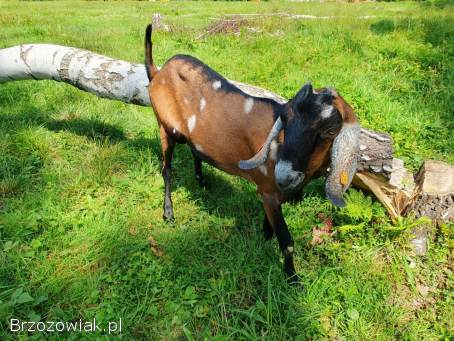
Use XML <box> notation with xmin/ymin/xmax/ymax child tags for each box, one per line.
<box><xmin>262</xmin><ymin>193</ymin><xmax>297</xmax><ymax>281</ymax></box>
<box><xmin>159</xmin><ymin>125</ymin><xmax>176</xmax><ymax>221</ymax></box>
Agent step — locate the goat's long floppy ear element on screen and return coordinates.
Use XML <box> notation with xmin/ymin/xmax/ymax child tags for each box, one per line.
<box><xmin>238</xmin><ymin>117</ymin><xmax>283</xmax><ymax>170</ymax></box>
<box><xmin>325</xmin><ymin>96</ymin><xmax>361</xmax><ymax>207</ymax></box>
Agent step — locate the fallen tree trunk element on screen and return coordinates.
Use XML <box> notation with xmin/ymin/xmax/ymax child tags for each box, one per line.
<box><xmin>0</xmin><ymin>44</ymin><xmax>151</xmax><ymax>106</ymax></box>
<box><xmin>0</xmin><ymin>44</ymin><xmax>451</xmax><ymax>224</ymax></box>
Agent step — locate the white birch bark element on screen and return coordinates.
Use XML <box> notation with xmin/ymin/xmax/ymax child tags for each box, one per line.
<box><xmin>0</xmin><ymin>44</ymin><xmax>285</xmax><ymax>106</ymax></box>
<box><xmin>0</xmin><ymin>44</ymin><xmax>151</xmax><ymax>105</ymax></box>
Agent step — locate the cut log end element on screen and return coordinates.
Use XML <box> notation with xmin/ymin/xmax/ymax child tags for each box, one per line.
<box><xmin>407</xmin><ymin>160</ymin><xmax>454</xmax><ymax>223</ymax></box>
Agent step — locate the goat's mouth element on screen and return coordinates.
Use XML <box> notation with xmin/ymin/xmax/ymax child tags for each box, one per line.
<box><xmin>276</xmin><ymin>179</ymin><xmax>304</xmax><ymax>194</ymax></box>
<box><xmin>276</xmin><ymin>178</ymin><xmax>304</xmax><ymax>203</ymax></box>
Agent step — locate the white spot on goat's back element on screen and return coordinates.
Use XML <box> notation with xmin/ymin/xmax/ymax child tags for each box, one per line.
<box><xmin>259</xmin><ymin>165</ymin><xmax>268</xmax><ymax>176</ymax></box>
<box><xmin>200</xmin><ymin>97</ymin><xmax>206</xmax><ymax>112</ymax></box>
<box><xmin>183</xmin><ymin>97</ymin><xmax>190</xmax><ymax>105</ymax></box>
<box><xmin>187</xmin><ymin>115</ymin><xmax>196</xmax><ymax>133</ymax></box>
<box><xmin>194</xmin><ymin>143</ymin><xmax>204</xmax><ymax>152</ymax></box>
<box><xmin>321</xmin><ymin>105</ymin><xmax>334</xmax><ymax>119</ymax></box>
<box><xmin>212</xmin><ymin>80</ymin><xmax>222</xmax><ymax>90</ymax></box>
<box><xmin>244</xmin><ymin>98</ymin><xmax>254</xmax><ymax>114</ymax></box>
<box><xmin>161</xmin><ymin>79</ymin><xmax>166</xmax><ymax>85</ymax></box>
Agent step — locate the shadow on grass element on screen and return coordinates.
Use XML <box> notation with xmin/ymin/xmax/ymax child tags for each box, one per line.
<box><xmin>0</xmin><ymin>104</ymin><xmax>295</xmax><ymax>340</ymax></box>
<box><xmin>45</xmin><ymin>117</ymin><xmax>126</xmax><ymax>144</ymax></box>
<box><xmin>0</xmin><ymin>97</ymin><xmax>286</xmax><ymax>329</ymax></box>
<box><xmin>370</xmin><ymin>20</ymin><xmax>395</xmax><ymax>35</ymax></box>
<box><xmin>45</xmin><ymin>115</ymin><xmax>264</xmax><ymax>228</ymax></box>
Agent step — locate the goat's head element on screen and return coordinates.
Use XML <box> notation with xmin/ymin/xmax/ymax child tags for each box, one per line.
<box><xmin>239</xmin><ymin>83</ymin><xmax>360</xmax><ymax>207</ymax></box>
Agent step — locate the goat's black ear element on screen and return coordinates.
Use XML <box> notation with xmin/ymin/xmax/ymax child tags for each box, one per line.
<box><xmin>294</xmin><ymin>82</ymin><xmax>313</xmax><ymax>110</ymax></box>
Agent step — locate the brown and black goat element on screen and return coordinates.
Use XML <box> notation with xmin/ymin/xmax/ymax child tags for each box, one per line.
<box><xmin>144</xmin><ymin>25</ymin><xmax>361</xmax><ymax>280</ymax></box>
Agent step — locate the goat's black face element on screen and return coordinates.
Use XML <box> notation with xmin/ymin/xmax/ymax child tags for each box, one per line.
<box><xmin>274</xmin><ymin>83</ymin><xmax>342</xmax><ymax>195</ymax></box>
<box><xmin>238</xmin><ymin>82</ymin><xmax>360</xmax><ymax>206</ymax></box>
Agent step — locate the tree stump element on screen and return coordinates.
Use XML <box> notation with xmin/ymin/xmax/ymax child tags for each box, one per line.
<box><xmin>408</xmin><ymin>160</ymin><xmax>454</xmax><ymax>223</ymax></box>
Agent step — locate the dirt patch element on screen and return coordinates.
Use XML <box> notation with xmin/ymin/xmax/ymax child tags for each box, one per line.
<box><xmin>205</xmin><ymin>16</ymin><xmax>251</xmax><ymax>36</ymax></box>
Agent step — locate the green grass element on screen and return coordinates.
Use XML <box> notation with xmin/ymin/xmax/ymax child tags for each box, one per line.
<box><xmin>0</xmin><ymin>1</ymin><xmax>453</xmax><ymax>340</ymax></box>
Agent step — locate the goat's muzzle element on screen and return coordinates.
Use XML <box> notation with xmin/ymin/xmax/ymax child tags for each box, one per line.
<box><xmin>274</xmin><ymin>160</ymin><xmax>305</xmax><ymax>194</ymax></box>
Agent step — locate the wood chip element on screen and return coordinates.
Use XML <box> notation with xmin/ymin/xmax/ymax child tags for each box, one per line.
<box><xmin>311</xmin><ymin>214</ymin><xmax>335</xmax><ymax>245</ymax></box>
<box><xmin>148</xmin><ymin>236</ymin><xmax>164</xmax><ymax>257</ymax></box>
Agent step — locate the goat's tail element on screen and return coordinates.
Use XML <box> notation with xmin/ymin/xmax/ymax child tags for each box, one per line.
<box><xmin>145</xmin><ymin>24</ymin><xmax>159</xmax><ymax>81</ymax></box>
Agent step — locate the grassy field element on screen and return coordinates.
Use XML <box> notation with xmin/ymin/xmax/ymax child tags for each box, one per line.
<box><xmin>0</xmin><ymin>0</ymin><xmax>453</xmax><ymax>340</ymax></box>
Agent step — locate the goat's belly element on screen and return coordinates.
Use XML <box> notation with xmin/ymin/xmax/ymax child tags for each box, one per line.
<box><xmin>188</xmin><ymin>129</ymin><xmax>261</xmax><ymax>181</ymax></box>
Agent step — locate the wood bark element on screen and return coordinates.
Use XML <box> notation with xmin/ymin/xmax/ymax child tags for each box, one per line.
<box><xmin>408</xmin><ymin>160</ymin><xmax>454</xmax><ymax>222</ymax></box>
<box><xmin>0</xmin><ymin>44</ymin><xmax>151</xmax><ymax>106</ymax></box>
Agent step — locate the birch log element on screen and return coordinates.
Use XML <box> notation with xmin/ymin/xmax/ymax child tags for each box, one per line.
<box><xmin>0</xmin><ymin>44</ymin><xmax>151</xmax><ymax>106</ymax></box>
<box><xmin>0</xmin><ymin>44</ymin><xmax>285</xmax><ymax>106</ymax></box>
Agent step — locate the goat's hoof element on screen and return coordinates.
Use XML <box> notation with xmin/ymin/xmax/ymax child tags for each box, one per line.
<box><xmin>286</xmin><ymin>274</ymin><xmax>302</xmax><ymax>288</ymax></box>
<box><xmin>163</xmin><ymin>211</ymin><xmax>175</xmax><ymax>222</ymax></box>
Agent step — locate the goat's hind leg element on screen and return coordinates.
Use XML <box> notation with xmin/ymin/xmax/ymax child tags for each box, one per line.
<box><xmin>159</xmin><ymin>125</ymin><xmax>176</xmax><ymax>221</ymax></box>
<box><xmin>263</xmin><ymin>214</ymin><xmax>274</xmax><ymax>240</ymax></box>
<box><xmin>192</xmin><ymin>150</ymin><xmax>207</xmax><ymax>187</ymax></box>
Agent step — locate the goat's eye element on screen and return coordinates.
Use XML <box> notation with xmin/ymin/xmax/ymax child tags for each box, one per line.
<box><xmin>327</xmin><ymin>129</ymin><xmax>337</xmax><ymax>135</ymax></box>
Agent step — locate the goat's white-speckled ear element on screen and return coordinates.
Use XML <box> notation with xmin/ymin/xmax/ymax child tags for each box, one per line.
<box><xmin>325</xmin><ymin>122</ymin><xmax>361</xmax><ymax>207</ymax></box>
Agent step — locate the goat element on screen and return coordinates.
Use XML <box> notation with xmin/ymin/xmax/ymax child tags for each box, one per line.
<box><xmin>144</xmin><ymin>25</ymin><xmax>360</xmax><ymax>280</ymax></box>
